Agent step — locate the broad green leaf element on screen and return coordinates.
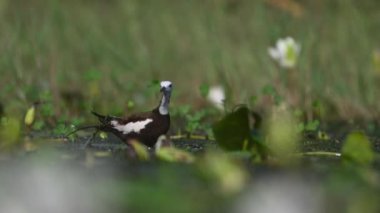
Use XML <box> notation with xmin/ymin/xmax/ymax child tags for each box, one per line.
<box><xmin>212</xmin><ymin>106</ymin><xmax>252</xmax><ymax>150</ymax></box>
<box><xmin>342</xmin><ymin>132</ymin><xmax>374</xmax><ymax>166</ymax></box>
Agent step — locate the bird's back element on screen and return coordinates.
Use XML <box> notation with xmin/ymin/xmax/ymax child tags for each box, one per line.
<box><xmin>92</xmin><ymin>110</ymin><xmax>170</xmax><ymax>147</ymax></box>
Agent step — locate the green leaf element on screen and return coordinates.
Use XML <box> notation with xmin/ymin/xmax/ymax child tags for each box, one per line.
<box><xmin>199</xmin><ymin>151</ymin><xmax>248</xmax><ymax>194</ymax></box>
<box><xmin>296</xmin><ymin>122</ymin><xmax>305</xmax><ymax>132</ymax></box>
<box><xmin>156</xmin><ymin>147</ymin><xmax>195</xmax><ymax>163</ymax></box>
<box><xmin>24</xmin><ymin>105</ymin><xmax>35</xmax><ymax>126</ymax></box>
<box><xmin>129</xmin><ymin>140</ymin><xmax>150</xmax><ymax>161</ymax></box>
<box><xmin>265</xmin><ymin>108</ymin><xmax>299</xmax><ymax>162</ymax></box>
<box><xmin>71</xmin><ymin>117</ymin><xmax>85</xmax><ymax>126</ymax></box>
<box><xmin>342</xmin><ymin>132</ymin><xmax>374</xmax><ymax>166</ymax></box>
<box><xmin>41</xmin><ymin>103</ymin><xmax>54</xmax><ymax>117</ymax></box>
<box><xmin>53</xmin><ymin>123</ymin><xmax>74</xmax><ymax>136</ymax></box>
<box><xmin>32</xmin><ymin>120</ymin><xmax>45</xmax><ymax>130</ymax></box>
<box><xmin>305</xmin><ymin>120</ymin><xmax>320</xmax><ymax>131</ymax></box>
<box><xmin>212</xmin><ymin>106</ymin><xmax>252</xmax><ymax>150</ymax></box>
<box><xmin>0</xmin><ymin>117</ymin><xmax>21</xmax><ymax>149</ymax></box>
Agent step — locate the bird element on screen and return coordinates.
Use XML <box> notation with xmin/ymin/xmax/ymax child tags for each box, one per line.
<box><xmin>90</xmin><ymin>81</ymin><xmax>173</xmax><ymax>148</ymax></box>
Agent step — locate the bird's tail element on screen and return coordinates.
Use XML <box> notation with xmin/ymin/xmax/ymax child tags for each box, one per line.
<box><xmin>65</xmin><ymin>125</ymin><xmax>101</xmax><ymax>137</ymax></box>
<box><xmin>91</xmin><ymin>111</ymin><xmax>112</xmax><ymax>125</ymax></box>
<box><xmin>65</xmin><ymin>111</ymin><xmax>112</xmax><ymax>138</ymax></box>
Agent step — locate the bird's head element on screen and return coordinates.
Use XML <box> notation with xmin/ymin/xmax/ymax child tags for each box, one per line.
<box><xmin>160</xmin><ymin>81</ymin><xmax>173</xmax><ymax>94</ymax></box>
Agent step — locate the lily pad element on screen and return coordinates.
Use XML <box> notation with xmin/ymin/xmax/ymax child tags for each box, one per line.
<box><xmin>212</xmin><ymin>106</ymin><xmax>252</xmax><ymax>151</ymax></box>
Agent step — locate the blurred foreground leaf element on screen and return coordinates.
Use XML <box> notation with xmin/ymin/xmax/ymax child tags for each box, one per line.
<box><xmin>265</xmin><ymin>106</ymin><xmax>300</xmax><ymax>163</ymax></box>
<box><xmin>129</xmin><ymin>140</ymin><xmax>150</xmax><ymax>161</ymax></box>
<box><xmin>0</xmin><ymin>117</ymin><xmax>21</xmax><ymax>149</ymax></box>
<box><xmin>156</xmin><ymin>147</ymin><xmax>195</xmax><ymax>163</ymax></box>
<box><xmin>212</xmin><ymin>106</ymin><xmax>252</xmax><ymax>150</ymax></box>
<box><xmin>342</xmin><ymin>132</ymin><xmax>374</xmax><ymax>166</ymax></box>
<box><xmin>199</xmin><ymin>151</ymin><xmax>248</xmax><ymax>195</ymax></box>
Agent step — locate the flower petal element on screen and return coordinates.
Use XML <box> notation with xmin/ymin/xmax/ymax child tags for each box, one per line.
<box><xmin>268</xmin><ymin>47</ymin><xmax>280</xmax><ymax>60</ymax></box>
<box><xmin>277</xmin><ymin>39</ymin><xmax>288</xmax><ymax>56</ymax></box>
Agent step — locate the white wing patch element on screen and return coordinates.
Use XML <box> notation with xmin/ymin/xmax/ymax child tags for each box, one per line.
<box><xmin>111</xmin><ymin>119</ymin><xmax>153</xmax><ymax>134</ymax></box>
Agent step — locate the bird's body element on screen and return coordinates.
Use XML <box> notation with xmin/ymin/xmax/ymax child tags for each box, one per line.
<box><xmin>92</xmin><ymin>109</ymin><xmax>170</xmax><ymax>147</ymax></box>
<box><xmin>91</xmin><ymin>81</ymin><xmax>173</xmax><ymax>148</ymax></box>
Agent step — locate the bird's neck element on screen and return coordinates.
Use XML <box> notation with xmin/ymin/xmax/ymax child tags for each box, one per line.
<box><xmin>158</xmin><ymin>92</ymin><xmax>171</xmax><ymax>115</ymax></box>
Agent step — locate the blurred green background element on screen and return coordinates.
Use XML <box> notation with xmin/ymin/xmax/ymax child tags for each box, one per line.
<box><xmin>0</xmin><ymin>0</ymin><xmax>379</xmax><ymax>120</ymax></box>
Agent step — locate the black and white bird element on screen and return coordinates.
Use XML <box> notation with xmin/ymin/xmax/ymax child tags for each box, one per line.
<box><xmin>91</xmin><ymin>81</ymin><xmax>172</xmax><ymax>148</ymax></box>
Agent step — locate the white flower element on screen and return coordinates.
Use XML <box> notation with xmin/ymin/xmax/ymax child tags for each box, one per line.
<box><xmin>268</xmin><ymin>37</ymin><xmax>301</xmax><ymax>69</ymax></box>
<box><xmin>207</xmin><ymin>86</ymin><xmax>225</xmax><ymax>110</ymax></box>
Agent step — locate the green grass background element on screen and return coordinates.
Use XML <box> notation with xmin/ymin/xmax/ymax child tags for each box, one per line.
<box><xmin>0</xmin><ymin>0</ymin><xmax>379</xmax><ymax>120</ymax></box>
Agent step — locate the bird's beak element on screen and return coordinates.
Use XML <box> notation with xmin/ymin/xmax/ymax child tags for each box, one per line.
<box><xmin>160</xmin><ymin>87</ymin><xmax>164</xmax><ymax>92</ymax></box>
